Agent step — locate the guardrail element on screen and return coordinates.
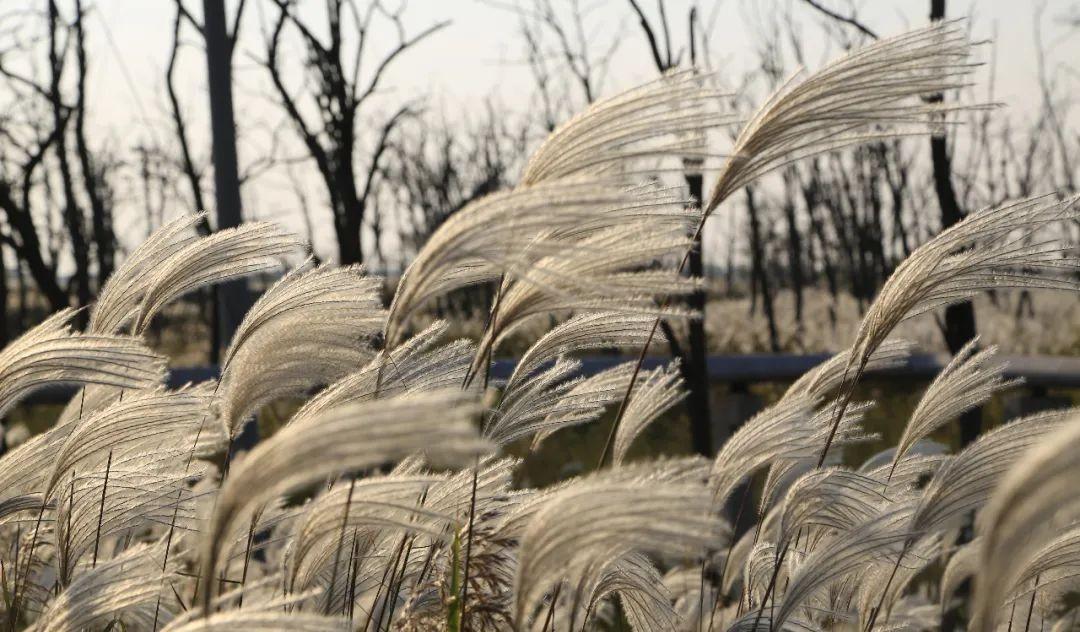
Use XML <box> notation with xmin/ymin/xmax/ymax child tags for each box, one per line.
<box><xmin>20</xmin><ymin>353</ymin><xmax>1080</xmax><ymax>407</ymax></box>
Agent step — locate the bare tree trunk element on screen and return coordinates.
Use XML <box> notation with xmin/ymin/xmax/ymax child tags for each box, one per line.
<box><xmin>683</xmin><ymin>169</ymin><xmax>712</xmax><ymax>456</ymax></box>
<box><xmin>745</xmin><ymin>186</ymin><xmax>781</xmax><ymax>352</ymax></box>
<box><xmin>0</xmin><ymin>185</ymin><xmax>68</xmax><ymax>311</ymax></box>
<box><xmin>0</xmin><ymin>243</ymin><xmax>8</xmax><ymax>346</ymax></box>
<box><xmin>782</xmin><ymin>169</ymin><xmax>805</xmax><ymax>327</ymax></box>
<box><xmin>48</xmin><ymin>0</ymin><xmax>91</xmax><ymax>315</ymax></box>
<box><xmin>332</xmin><ymin>168</ymin><xmax>365</xmax><ymax>265</ymax></box>
<box><xmin>203</xmin><ymin>0</ymin><xmax>250</xmax><ymax>356</ymax></box>
<box><xmin>614</xmin><ymin>2</ymin><xmax>715</xmax><ymax>453</ymax></box>
<box><xmin>930</xmin><ymin>0</ymin><xmax>980</xmax><ymax>447</ymax></box>
<box><xmin>166</xmin><ymin>4</ymin><xmax>210</xmax><ymax>234</ymax></box>
<box><xmin>73</xmin><ymin>0</ymin><xmax>114</xmax><ymax>287</ymax></box>
<box><xmin>17</xmin><ymin>259</ymin><xmax>28</xmax><ymax>329</ymax></box>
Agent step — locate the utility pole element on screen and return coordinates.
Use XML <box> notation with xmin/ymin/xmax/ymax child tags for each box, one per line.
<box><xmin>202</xmin><ymin>0</ymin><xmax>248</xmax><ymax>360</ymax></box>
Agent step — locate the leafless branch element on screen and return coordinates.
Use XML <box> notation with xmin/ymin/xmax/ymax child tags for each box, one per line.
<box><xmin>798</xmin><ymin>0</ymin><xmax>878</xmax><ymax>40</ymax></box>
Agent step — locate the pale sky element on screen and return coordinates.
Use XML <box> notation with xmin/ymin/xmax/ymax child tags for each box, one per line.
<box><xmin>22</xmin><ymin>0</ymin><xmax>1080</xmax><ymax>265</ymax></box>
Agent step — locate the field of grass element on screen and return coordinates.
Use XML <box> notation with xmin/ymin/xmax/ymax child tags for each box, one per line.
<box><xmin>1</xmin><ymin>21</ymin><xmax>1079</xmax><ymax>632</ymax></box>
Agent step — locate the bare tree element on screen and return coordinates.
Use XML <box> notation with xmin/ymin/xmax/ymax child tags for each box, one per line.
<box><xmin>0</xmin><ymin>242</ymin><xmax>8</xmax><ymax>346</ymax></box>
<box><xmin>260</xmin><ymin>0</ymin><xmax>446</xmax><ymax>265</ymax></box>
<box><xmin>0</xmin><ymin>1</ymin><xmax>118</xmax><ymax>319</ymax></box>
<box><xmin>47</xmin><ymin>0</ymin><xmax>91</xmax><ymax>313</ymax></box>
<box><xmin>495</xmin><ymin>0</ymin><xmax>623</xmax><ymax>133</ymax></box>
<box><xmin>73</xmin><ymin>0</ymin><xmax>114</xmax><ymax>283</ymax></box>
<box><xmin>625</xmin><ymin>0</ymin><xmax>716</xmax><ymax>456</ymax></box>
<box><xmin>383</xmin><ymin>103</ymin><xmax>526</xmax><ymax>263</ymax></box>
<box><xmin>165</xmin><ymin>1</ymin><xmax>213</xmax><ymax>236</ymax></box>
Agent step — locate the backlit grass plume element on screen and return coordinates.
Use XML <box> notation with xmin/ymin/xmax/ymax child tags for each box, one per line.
<box><xmin>216</xmin><ymin>263</ymin><xmax>385</xmax><ymax>440</ymax></box>
<box><xmin>0</xmin><ymin>309</ymin><xmax>165</xmax><ymax>418</ymax></box>
<box><xmin>705</xmin><ymin>20</ymin><xmax>981</xmax><ymax>213</ymax></box>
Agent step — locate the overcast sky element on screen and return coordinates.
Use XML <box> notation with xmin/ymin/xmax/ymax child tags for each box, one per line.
<box><xmin>48</xmin><ymin>0</ymin><xmax>1080</xmax><ymax>263</ymax></box>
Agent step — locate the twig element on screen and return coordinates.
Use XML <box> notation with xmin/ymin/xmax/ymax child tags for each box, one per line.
<box><xmin>91</xmin><ymin>450</ymin><xmax>113</xmax><ymax>568</ymax></box>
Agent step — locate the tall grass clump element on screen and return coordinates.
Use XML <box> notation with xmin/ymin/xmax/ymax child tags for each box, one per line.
<box><xmin>0</xmin><ymin>21</ymin><xmax>1079</xmax><ymax>632</ymax></box>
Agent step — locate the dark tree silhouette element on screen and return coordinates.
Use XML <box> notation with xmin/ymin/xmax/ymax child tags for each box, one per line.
<box><xmin>261</xmin><ymin>0</ymin><xmax>446</xmax><ymax>265</ymax></box>
<box><xmin>0</xmin><ymin>0</ymin><xmax>118</xmax><ymax>320</ymax></box>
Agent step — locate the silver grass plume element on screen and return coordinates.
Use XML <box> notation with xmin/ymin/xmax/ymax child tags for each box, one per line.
<box><xmin>217</xmin><ymin>263</ymin><xmax>386</xmax><ymax>439</ymax></box>
<box><xmin>425</xmin><ymin>456</ymin><xmax>521</xmax><ymax>525</ymax></box>
<box><xmin>32</xmin><ymin>541</ymin><xmax>176</xmax><ymax>632</ymax></box>
<box><xmin>485</xmin><ymin>357</ymin><xmax>582</xmax><ymax>446</ymax></box>
<box><xmin>704</xmin><ymin>21</ymin><xmax>981</xmax><ymax>214</ymax></box>
<box><xmin>724</xmin><ymin>520</ymin><xmax>767</xmax><ymax>594</ymax></box>
<box><xmin>710</xmin><ymin>396</ymin><xmax>871</xmax><ymax>509</ymax></box>
<box><xmin>846</xmin><ymin>410</ymin><xmax>1070</xmax><ymax>631</ymax></box>
<box><xmin>89</xmin><ymin>213</ymin><xmax>205</xmax><ymax>334</ymax></box>
<box><xmin>289</xmin><ymin>320</ymin><xmax>473</xmax><ymax>426</ymax></box>
<box><xmin>521</xmin><ymin>69</ymin><xmax>733</xmax><ymax>185</ymax></box>
<box><xmin>130</xmin><ymin>221</ymin><xmax>297</xmax><ymax>335</ymax></box>
<box><xmin>207</xmin><ymin>501</ymin><xmax>298</xmax><ymax>600</ymax></box>
<box><xmin>861</xmin><ymin>450</ymin><xmax>950</xmax><ymax>499</ymax></box>
<box><xmin>0</xmin><ymin>309</ymin><xmax>166</xmax><ymax>418</ymax></box>
<box><xmin>854</xmin><ymin>194</ymin><xmax>1079</xmax><ymax>362</ymax></box>
<box><xmin>759</xmin><ymin>503</ymin><xmax>916</xmax><ymax>632</ymax></box>
<box><xmin>777</xmin><ymin>469</ymin><xmax>895</xmax><ymax>549</ymax></box>
<box><xmin>283</xmin><ymin>475</ymin><xmax>446</xmax><ymax>595</ymax></box>
<box><xmin>497</xmin><ymin>312</ymin><xmax>665</xmax><ymax>449</ymax></box>
<box><xmin>785</xmin><ymin>340</ymin><xmax>913</xmax><ymax>405</ymax></box>
<box><xmin>910</xmin><ymin>407</ymin><xmax>1076</xmax><ymax>535</ymax></box>
<box><xmin>973</xmin><ymin>412</ymin><xmax>1080</xmax><ymax>631</ymax></box>
<box><xmin>888</xmin><ymin>340</ymin><xmax>1018</xmax><ymax>479</ymax></box>
<box><xmin>512</xmin><ymin>479</ymin><xmax>723</xmax><ymax>627</ymax></box>
<box><xmin>592</xmin><ymin>13</ymin><xmax>979</xmax><ymax>519</ymax></box>
<box><xmin>852</xmin><ymin>534</ymin><xmax>943</xmax><ymax>628</ymax></box>
<box><xmin>858</xmin><ymin>439</ymin><xmax>948</xmax><ymax>475</ymax></box>
<box><xmin>43</xmin><ymin>389</ymin><xmax>208</xmax><ymax>498</ymax></box>
<box><xmin>0</xmin><ymin>384</ymin><xmax>213</xmax><ymax>518</ymax></box>
<box><xmin>611</xmin><ymin>361</ymin><xmax>686</xmax><ymax>466</ymax></box>
<box><xmin>199</xmin><ymin>390</ymin><xmax>491</xmax><ymax>611</ymax></box>
<box><xmin>725</xmin><ymin>612</ymin><xmax>822</xmax><ymax>631</ymax></box>
<box><xmin>504</xmin><ymin>312</ymin><xmax>662</xmax><ymax>394</ymax></box>
<box><xmin>824</xmin><ymin>194</ymin><xmax>1079</xmax><ymax>464</ymax></box>
<box><xmin>0</xmin><ymin>493</ymin><xmax>45</xmax><ymax>522</ymax></box>
<box><xmin>39</xmin><ymin>344</ymin><xmax>181</xmax><ymax>463</ymax></box>
<box><xmin>53</xmin><ymin>451</ymin><xmax>203</xmax><ymax>582</ymax></box>
<box><xmin>742</xmin><ymin>540</ymin><xmax>783</xmax><ymax>617</ymax></box>
<box><xmin>665</xmin><ymin>564</ymin><xmax>721</xmax><ymax>630</ymax></box>
<box><xmin>530</xmin><ymin>362</ymin><xmax>638</xmax><ymax>450</ymax></box>
<box><xmin>486</xmin><ymin>359</ymin><xmax>638</xmax><ymax>447</ymax></box>
<box><xmin>754</xmin><ymin>341</ymin><xmax>911</xmax><ymax>510</ymax></box>
<box><xmin>758</xmin><ymin>458</ymin><xmax>825</xmax><ymax>528</ymax></box>
<box><xmin>494</xmin><ymin>456</ymin><xmax>712</xmax><ymax>543</ymax></box>
<box><xmin>0</xmin><ymin>349</ymin><xmax>170</xmax><ymax>504</ymax></box>
<box><xmin>882</xmin><ymin>597</ymin><xmax>942</xmax><ymax>631</ymax></box>
<box><xmin>594</xmin><ymin>553</ymin><xmax>677</xmax><ymax>631</ymax></box>
<box><xmin>709</xmin><ymin>395</ymin><xmax>815</xmax><ymax>508</ymax></box>
<box><xmin>384</xmin><ymin>180</ymin><xmax>693</xmax><ymax>348</ymax></box>
<box><xmin>470</xmin><ymin>220</ymin><xmax>699</xmax><ymax>375</ymax></box>
<box><xmin>987</xmin><ymin>525</ymin><xmax>1080</xmax><ymax>625</ymax></box>
<box><xmin>542</xmin><ymin>550</ymin><xmax>677</xmax><ymax>632</ymax></box>
<box><xmin>940</xmin><ymin>537</ymin><xmax>981</xmax><ymax>612</ymax></box>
